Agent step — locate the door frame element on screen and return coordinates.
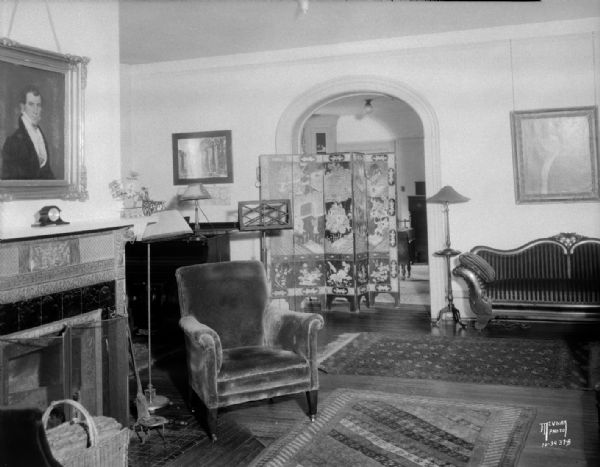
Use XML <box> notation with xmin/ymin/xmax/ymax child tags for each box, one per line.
<box><xmin>275</xmin><ymin>75</ymin><xmax>445</xmax><ymax>320</ymax></box>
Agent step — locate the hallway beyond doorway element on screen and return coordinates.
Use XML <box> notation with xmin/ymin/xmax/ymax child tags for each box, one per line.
<box><xmin>398</xmin><ymin>262</ymin><xmax>429</xmax><ymax>305</ymax></box>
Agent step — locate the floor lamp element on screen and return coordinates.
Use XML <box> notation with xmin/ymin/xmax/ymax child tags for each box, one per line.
<box><xmin>426</xmin><ymin>185</ymin><xmax>469</xmax><ymax>327</ymax></box>
<box><xmin>139</xmin><ymin>210</ymin><xmax>193</xmax><ymax>411</ymax></box>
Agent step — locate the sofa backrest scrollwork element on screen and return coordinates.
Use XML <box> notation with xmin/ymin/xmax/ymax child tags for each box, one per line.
<box><xmin>466</xmin><ymin>233</ymin><xmax>600</xmax><ymax>306</ymax></box>
<box><xmin>471</xmin><ymin>233</ymin><xmax>599</xmax><ymax>282</ymax></box>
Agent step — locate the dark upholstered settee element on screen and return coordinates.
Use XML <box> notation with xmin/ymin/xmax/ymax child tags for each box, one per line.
<box><xmin>453</xmin><ymin>233</ymin><xmax>600</xmax><ymax>329</ymax></box>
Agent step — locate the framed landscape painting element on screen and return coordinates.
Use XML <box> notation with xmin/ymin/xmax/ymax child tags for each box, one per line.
<box><xmin>172</xmin><ymin>130</ymin><xmax>233</xmax><ymax>185</ymax></box>
<box><xmin>510</xmin><ymin>106</ymin><xmax>599</xmax><ymax>203</ymax></box>
<box><xmin>0</xmin><ymin>38</ymin><xmax>88</xmax><ymax>200</ymax></box>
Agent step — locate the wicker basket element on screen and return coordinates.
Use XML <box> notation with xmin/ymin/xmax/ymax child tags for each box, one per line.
<box><xmin>42</xmin><ymin>399</ymin><xmax>129</xmax><ymax>467</ymax></box>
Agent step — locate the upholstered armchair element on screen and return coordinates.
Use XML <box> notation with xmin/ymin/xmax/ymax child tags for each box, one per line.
<box><xmin>175</xmin><ymin>260</ymin><xmax>324</xmax><ymax>440</ymax></box>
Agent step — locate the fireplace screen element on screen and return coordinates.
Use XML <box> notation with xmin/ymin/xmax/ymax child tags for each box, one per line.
<box><xmin>6</xmin><ymin>335</ymin><xmax>64</xmax><ymax>408</ymax></box>
<box><xmin>0</xmin><ymin>316</ymin><xmax>128</xmax><ymax>425</ymax></box>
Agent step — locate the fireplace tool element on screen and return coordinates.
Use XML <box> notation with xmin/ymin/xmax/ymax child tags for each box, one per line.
<box><xmin>127</xmin><ymin>327</ymin><xmax>167</xmax><ymax>443</ymax></box>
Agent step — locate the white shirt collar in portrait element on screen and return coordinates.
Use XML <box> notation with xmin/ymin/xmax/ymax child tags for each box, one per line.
<box><xmin>21</xmin><ymin>113</ymin><xmax>48</xmax><ymax>168</ymax></box>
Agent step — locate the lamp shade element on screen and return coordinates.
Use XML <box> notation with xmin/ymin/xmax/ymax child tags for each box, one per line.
<box><xmin>426</xmin><ymin>185</ymin><xmax>469</xmax><ymax>204</ymax></box>
<box><xmin>180</xmin><ymin>183</ymin><xmax>211</xmax><ymax>201</ymax></box>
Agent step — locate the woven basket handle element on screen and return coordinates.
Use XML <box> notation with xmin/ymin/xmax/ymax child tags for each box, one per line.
<box><xmin>42</xmin><ymin>399</ymin><xmax>99</xmax><ymax>448</ymax></box>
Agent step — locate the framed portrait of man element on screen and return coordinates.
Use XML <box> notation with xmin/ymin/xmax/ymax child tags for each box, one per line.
<box><xmin>0</xmin><ymin>38</ymin><xmax>89</xmax><ymax>200</ymax></box>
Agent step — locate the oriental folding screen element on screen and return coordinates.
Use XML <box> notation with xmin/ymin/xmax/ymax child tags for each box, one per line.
<box><xmin>259</xmin><ymin>153</ymin><xmax>398</xmax><ymax>312</ymax></box>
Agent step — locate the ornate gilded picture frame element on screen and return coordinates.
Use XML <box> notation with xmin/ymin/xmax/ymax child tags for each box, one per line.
<box><xmin>510</xmin><ymin>106</ymin><xmax>599</xmax><ymax>203</ymax></box>
<box><xmin>0</xmin><ymin>38</ymin><xmax>89</xmax><ymax>201</ymax></box>
<box><xmin>172</xmin><ymin>130</ymin><xmax>233</xmax><ymax>185</ymax></box>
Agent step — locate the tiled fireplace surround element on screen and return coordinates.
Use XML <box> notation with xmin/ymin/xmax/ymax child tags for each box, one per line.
<box><xmin>0</xmin><ymin>224</ymin><xmax>131</xmax><ymax>426</ymax></box>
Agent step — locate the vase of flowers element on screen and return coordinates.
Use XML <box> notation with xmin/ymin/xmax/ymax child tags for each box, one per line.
<box><xmin>109</xmin><ymin>172</ymin><xmax>142</xmax><ymax>205</ymax></box>
<box><xmin>109</xmin><ymin>172</ymin><xmax>164</xmax><ymax>218</ymax></box>
<box><xmin>122</xmin><ymin>197</ymin><xmax>137</xmax><ymax>208</ymax></box>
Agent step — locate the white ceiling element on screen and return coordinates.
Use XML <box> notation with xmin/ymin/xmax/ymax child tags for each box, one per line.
<box><xmin>119</xmin><ymin>0</ymin><xmax>600</xmax><ymax>65</ymax></box>
<box><xmin>118</xmin><ymin>1</ymin><xmax>599</xmax><ymax>125</ymax></box>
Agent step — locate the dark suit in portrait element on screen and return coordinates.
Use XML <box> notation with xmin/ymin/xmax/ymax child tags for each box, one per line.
<box><xmin>1</xmin><ymin>117</ymin><xmax>54</xmax><ymax>180</ymax></box>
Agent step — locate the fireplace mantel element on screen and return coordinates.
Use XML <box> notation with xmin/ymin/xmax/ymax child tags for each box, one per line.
<box><xmin>0</xmin><ymin>221</ymin><xmax>133</xmax><ymax>335</ymax></box>
<box><xmin>0</xmin><ymin>218</ymin><xmax>134</xmax><ymax>243</ymax></box>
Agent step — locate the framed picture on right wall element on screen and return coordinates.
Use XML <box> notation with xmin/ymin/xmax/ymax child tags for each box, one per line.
<box><xmin>510</xmin><ymin>106</ymin><xmax>599</xmax><ymax>203</ymax></box>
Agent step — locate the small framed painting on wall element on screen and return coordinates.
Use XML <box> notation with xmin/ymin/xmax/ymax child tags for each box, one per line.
<box><xmin>172</xmin><ymin>130</ymin><xmax>233</xmax><ymax>185</ymax></box>
<box><xmin>510</xmin><ymin>106</ymin><xmax>599</xmax><ymax>203</ymax></box>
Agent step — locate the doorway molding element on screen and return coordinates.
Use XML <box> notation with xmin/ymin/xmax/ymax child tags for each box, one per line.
<box><xmin>275</xmin><ymin>75</ymin><xmax>445</xmax><ymax>319</ymax></box>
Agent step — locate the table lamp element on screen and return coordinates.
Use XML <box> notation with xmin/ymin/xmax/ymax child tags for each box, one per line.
<box><xmin>426</xmin><ymin>185</ymin><xmax>469</xmax><ymax>327</ymax></box>
<box><xmin>179</xmin><ymin>183</ymin><xmax>211</xmax><ymax>237</ymax></box>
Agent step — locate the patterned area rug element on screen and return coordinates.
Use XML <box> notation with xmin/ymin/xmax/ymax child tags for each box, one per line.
<box><xmin>321</xmin><ymin>332</ymin><xmax>599</xmax><ymax>389</ymax></box>
<box><xmin>249</xmin><ymin>388</ymin><xmax>536</xmax><ymax>467</ymax></box>
<box><xmin>318</xmin><ymin>332</ymin><xmax>361</xmax><ymax>364</ymax></box>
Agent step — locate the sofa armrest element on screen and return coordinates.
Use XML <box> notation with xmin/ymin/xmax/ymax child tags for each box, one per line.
<box><xmin>263</xmin><ymin>305</ymin><xmax>324</xmax><ymax>362</ymax></box>
<box><xmin>453</xmin><ymin>266</ymin><xmax>494</xmax><ymax>330</ymax></box>
<box><xmin>179</xmin><ymin>315</ymin><xmax>222</xmax><ymax>405</ymax></box>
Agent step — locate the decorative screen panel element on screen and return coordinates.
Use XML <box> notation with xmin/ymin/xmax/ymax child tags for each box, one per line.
<box><xmin>260</xmin><ymin>152</ymin><xmax>398</xmax><ymax>312</ymax></box>
<box><xmin>366</xmin><ymin>153</ymin><xmax>399</xmax><ymax>301</ymax></box>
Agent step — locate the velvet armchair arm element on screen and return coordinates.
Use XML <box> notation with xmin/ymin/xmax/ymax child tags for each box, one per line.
<box><xmin>263</xmin><ymin>305</ymin><xmax>324</xmax><ymax>386</ymax></box>
<box><xmin>179</xmin><ymin>315</ymin><xmax>223</xmax><ymax>406</ymax></box>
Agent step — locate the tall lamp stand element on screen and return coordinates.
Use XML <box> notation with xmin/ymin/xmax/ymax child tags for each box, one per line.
<box><xmin>427</xmin><ymin>186</ymin><xmax>469</xmax><ymax>328</ymax></box>
<box><xmin>144</xmin><ymin>242</ymin><xmax>170</xmax><ymax>412</ymax></box>
<box><xmin>138</xmin><ymin>210</ymin><xmax>193</xmax><ymax>412</ymax></box>
<box><xmin>433</xmin><ymin>246</ymin><xmax>463</xmax><ymax>326</ymax></box>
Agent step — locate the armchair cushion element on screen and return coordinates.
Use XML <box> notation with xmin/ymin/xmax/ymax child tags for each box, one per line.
<box><xmin>458</xmin><ymin>252</ymin><xmax>496</xmax><ymax>282</ymax></box>
<box><xmin>218</xmin><ymin>347</ymin><xmax>309</xmax><ymax>398</ymax></box>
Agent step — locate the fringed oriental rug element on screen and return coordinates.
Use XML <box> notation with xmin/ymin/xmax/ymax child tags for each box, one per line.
<box><xmin>320</xmin><ymin>332</ymin><xmax>598</xmax><ymax>389</ymax></box>
<box><xmin>249</xmin><ymin>389</ymin><xmax>535</xmax><ymax>467</ymax></box>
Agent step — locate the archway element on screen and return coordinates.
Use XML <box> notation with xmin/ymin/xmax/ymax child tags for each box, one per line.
<box><xmin>275</xmin><ymin>76</ymin><xmax>445</xmax><ymax>320</ymax></box>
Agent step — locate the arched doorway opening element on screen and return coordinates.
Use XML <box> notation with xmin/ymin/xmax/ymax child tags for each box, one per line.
<box><xmin>275</xmin><ymin>76</ymin><xmax>445</xmax><ymax>319</ymax></box>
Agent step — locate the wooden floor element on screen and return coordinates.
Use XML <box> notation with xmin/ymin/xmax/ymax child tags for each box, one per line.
<box><xmin>134</xmin><ymin>306</ymin><xmax>600</xmax><ymax>466</ymax></box>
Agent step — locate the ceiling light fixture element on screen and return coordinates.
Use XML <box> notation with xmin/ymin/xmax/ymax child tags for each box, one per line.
<box><xmin>297</xmin><ymin>0</ymin><xmax>309</xmax><ymax>15</ymax></box>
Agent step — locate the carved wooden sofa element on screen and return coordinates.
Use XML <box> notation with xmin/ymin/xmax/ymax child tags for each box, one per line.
<box><xmin>453</xmin><ymin>233</ymin><xmax>600</xmax><ymax>329</ymax></box>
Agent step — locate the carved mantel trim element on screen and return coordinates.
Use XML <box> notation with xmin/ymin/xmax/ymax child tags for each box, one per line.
<box><xmin>0</xmin><ymin>224</ymin><xmax>133</xmax><ymax>335</ymax></box>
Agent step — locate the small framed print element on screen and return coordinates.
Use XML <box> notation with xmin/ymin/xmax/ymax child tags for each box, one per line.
<box><xmin>172</xmin><ymin>130</ymin><xmax>233</xmax><ymax>185</ymax></box>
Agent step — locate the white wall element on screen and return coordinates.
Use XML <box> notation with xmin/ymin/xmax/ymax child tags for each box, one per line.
<box><xmin>0</xmin><ymin>0</ymin><xmax>122</xmax><ymax>236</ymax></box>
<box><xmin>396</xmin><ymin>137</ymin><xmax>425</xmax><ymax>221</ymax></box>
<box><xmin>122</xmin><ymin>19</ymin><xmax>600</xmax><ymax>318</ymax></box>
